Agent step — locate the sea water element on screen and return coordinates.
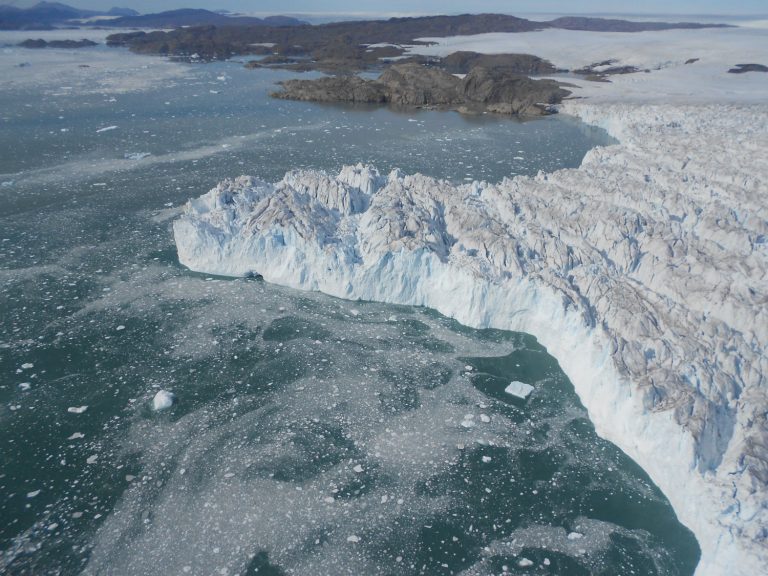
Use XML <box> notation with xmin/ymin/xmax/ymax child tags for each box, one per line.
<box><xmin>0</xmin><ymin>37</ymin><xmax>698</xmax><ymax>575</ymax></box>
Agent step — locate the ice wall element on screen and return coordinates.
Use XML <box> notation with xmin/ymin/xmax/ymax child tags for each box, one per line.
<box><xmin>174</xmin><ymin>102</ymin><xmax>768</xmax><ymax>575</ymax></box>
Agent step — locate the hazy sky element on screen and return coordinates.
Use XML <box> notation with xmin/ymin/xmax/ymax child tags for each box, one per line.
<box><xmin>9</xmin><ymin>0</ymin><xmax>768</xmax><ymax>16</ymax></box>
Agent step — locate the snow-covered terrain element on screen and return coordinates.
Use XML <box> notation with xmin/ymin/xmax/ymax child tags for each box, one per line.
<box><xmin>174</xmin><ymin>25</ymin><xmax>768</xmax><ymax>576</ymax></box>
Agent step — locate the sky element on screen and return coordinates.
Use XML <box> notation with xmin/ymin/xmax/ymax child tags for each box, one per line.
<box><xmin>7</xmin><ymin>0</ymin><xmax>768</xmax><ymax>16</ymax></box>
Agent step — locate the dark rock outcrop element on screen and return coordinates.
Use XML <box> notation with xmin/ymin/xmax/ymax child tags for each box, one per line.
<box><xmin>440</xmin><ymin>51</ymin><xmax>558</xmax><ymax>75</ymax></box>
<box><xmin>728</xmin><ymin>63</ymin><xmax>768</xmax><ymax>74</ymax></box>
<box><xmin>460</xmin><ymin>66</ymin><xmax>570</xmax><ymax>114</ymax></box>
<box><xmin>19</xmin><ymin>37</ymin><xmax>97</xmax><ymax>48</ymax></box>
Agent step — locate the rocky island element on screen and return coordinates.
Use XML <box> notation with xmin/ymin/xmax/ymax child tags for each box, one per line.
<box><xmin>18</xmin><ymin>38</ymin><xmax>97</xmax><ymax>48</ymax></box>
<box><xmin>272</xmin><ymin>62</ymin><xmax>570</xmax><ymax>116</ymax></box>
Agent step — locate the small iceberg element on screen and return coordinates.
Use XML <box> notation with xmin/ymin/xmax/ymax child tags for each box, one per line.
<box><xmin>152</xmin><ymin>390</ymin><xmax>175</xmax><ymax>411</ymax></box>
<box><xmin>505</xmin><ymin>380</ymin><xmax>534</xmax><ymax>400</ymax></box>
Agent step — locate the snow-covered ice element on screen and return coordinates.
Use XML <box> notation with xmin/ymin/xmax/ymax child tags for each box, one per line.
<box><xmin>152</xmin><ymin>390</ymin><xmax>175</xmax><ymax>411</ymax></box>
<box><xmin>505</xmin><ymin>381</ymin><xmax>534</xmax><ymax>400</ymax></box>
<box><xmin>173</xmin><ymin>24</ymin><xmax>768</xmax><ymax>576</ymax></box>
<box><xmin>67</xmin><ymin>406</ymin><xmax>88</xmax><ymax>414</ymax></box>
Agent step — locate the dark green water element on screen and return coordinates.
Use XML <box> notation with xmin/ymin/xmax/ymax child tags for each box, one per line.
<box><xmin>0</xmin><ymin>41</ymin><xmax>697</xmax><ymax>575</ymax></box>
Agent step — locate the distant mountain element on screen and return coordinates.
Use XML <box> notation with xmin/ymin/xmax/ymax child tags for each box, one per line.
<box><xmin>0</xmin><ymin>1</ymin><xmax>98</xmax><ymax>29</ymax></box>
<box><xmin>547</xmin><ymin>16</ymin><xmax>732</xmax><ymax>32</ymax></box>
<box><xmin>0</xmin><ymin>3</ymin><xmax>304</xmax><ymax>30</ymax></box>
<box><xmin>101</xmin><ymin>9</ymin><xmax>307</xmax><ymax>28</ymax></box>
<box><xmin>106</xmin><ymin>7</ymin><xmax>139</xmax><ymax>17</ymax></box>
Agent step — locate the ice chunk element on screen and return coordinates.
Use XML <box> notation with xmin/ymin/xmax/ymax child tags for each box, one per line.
<box><xmin>18</xmin><ymin>382</ymin><xmax>31</xmax><ymax>391</ymax></box>
<box><xmin>26</xmin><ymin>490</ymin><xmax>41</xmax><ymax>498</ymax></box>
<box><xmin>67</xmin><ymin>432</ymin><xmax>85</xmax><ymax>440</ymax></box>
<box><xmin>353</xmin><ymin>464</ymin><xmax>364</xmax><ymax>473</ymax></box>
<box><xmin>67</xmin><ymin>406</ymin><xmax>88</xmax><ymax>414</ymax></box>
<box><xmin>20</xmin><ymin>363</ymin><xmax>33</xmax><ymax>370</ymax></box>
<box><xmin>346</xmin><ymin>535</ymin><xmax>360</xmax><ymax>543</ymax></box>
<box><xmin>568</xmin><ymin>531</ymin><xmax>584</xmax><ymax>540</ymax></box>
<box><xmin>152</xmin><ymin>390</ymin><xmax>175</xmax><ymax>411</ymax></box>
<box><xmin>505</xmin><ymin>381</ymin><xmax>534</xmax><ymax>400</ymax></box>
<box><xmin>96</xmin><ymin>125</ymin><xmax>118</xmax><ymax>133</ymax></box>
<box><xmin>518</xmin><ymin>557</ymin><xmax>534</xmax><ymax>567</ymax></box>
<box><xmin>86</xmin><ymin>455</ymin><xmax>98</xmax><ymax>464</ymax></box>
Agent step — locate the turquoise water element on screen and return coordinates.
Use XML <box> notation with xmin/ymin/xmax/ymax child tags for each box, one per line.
<box><xmin>0</xmin><ymin>48</ymin><xmax>697</xmax><ymax>575</ymax></box>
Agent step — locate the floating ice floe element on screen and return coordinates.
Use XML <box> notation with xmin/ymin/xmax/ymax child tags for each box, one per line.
<box><xmin>505</xmin><ymin>381</ymin><xmax>534</xmax><ymax>400</ymax></box>
<box><xmin>96</xmin><ymin>125</ymin><xmax>118</xmax><ymax>133</ymax></box>
<box><xmin>152</xmin><ymin>390</ymin><xmax>175</xmax><ymax>411</ymax></box>
<box><xmin>67</xmin><ymin>406</ymin><xmax>88</xmax><ymax>414</ymax></box>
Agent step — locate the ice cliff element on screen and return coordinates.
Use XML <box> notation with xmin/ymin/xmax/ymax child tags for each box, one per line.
<box><xmin>174</xmin><ymin>102</ymin><xmax>768</xmax><ymax>575</ymax></box>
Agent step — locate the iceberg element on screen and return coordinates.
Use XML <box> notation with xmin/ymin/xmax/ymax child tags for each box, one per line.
<box><xmin>174</xmin><ymin>97</ymin><xmax>768</xmax><ymax>574</ymax></box>
<box><xmin>505</xmin><ymin>381</ymin><xmax>534</xmax><ymax>400</ymax></box>
<box><xmin>152</xmin><ymin>390</ymin><xmax>175</xmax><ymax>411</ymax></box>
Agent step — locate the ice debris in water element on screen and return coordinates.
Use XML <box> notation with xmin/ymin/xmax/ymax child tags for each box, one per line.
<box><xmin>124</xmin><ymin>152</ymin><xmax>151</xmax><ymax>161</ymax></box>
<box><xmin>152</xmin><ymin>390</ymin><xmax>175</xmax><ymax>411</ymax></box>
<box><xmin>67</xmin><ymin>406</ymin><xmax>88</xmax><ymax>414</ymax></box>
<box><xmin>505</xmin><ymin>381</ymin><xmax>534</xmax><ymax>400</ymax></box>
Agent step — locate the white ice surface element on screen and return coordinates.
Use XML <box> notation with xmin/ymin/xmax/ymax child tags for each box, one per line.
<box><xmin>410</xmin><ymin>26</ymin><xmax>768</xmax><ymax>75</ymax></box>
<box><xmin>174</xmin><ymin>25</ymin><xmax>768</xmax><ymax>576</ymax></box>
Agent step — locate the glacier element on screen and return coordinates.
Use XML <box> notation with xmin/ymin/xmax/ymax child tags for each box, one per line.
<box><xmin>174</xmin><ymin>99</ymin><xmax>767</xmax><ymax>574</ymax></box>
